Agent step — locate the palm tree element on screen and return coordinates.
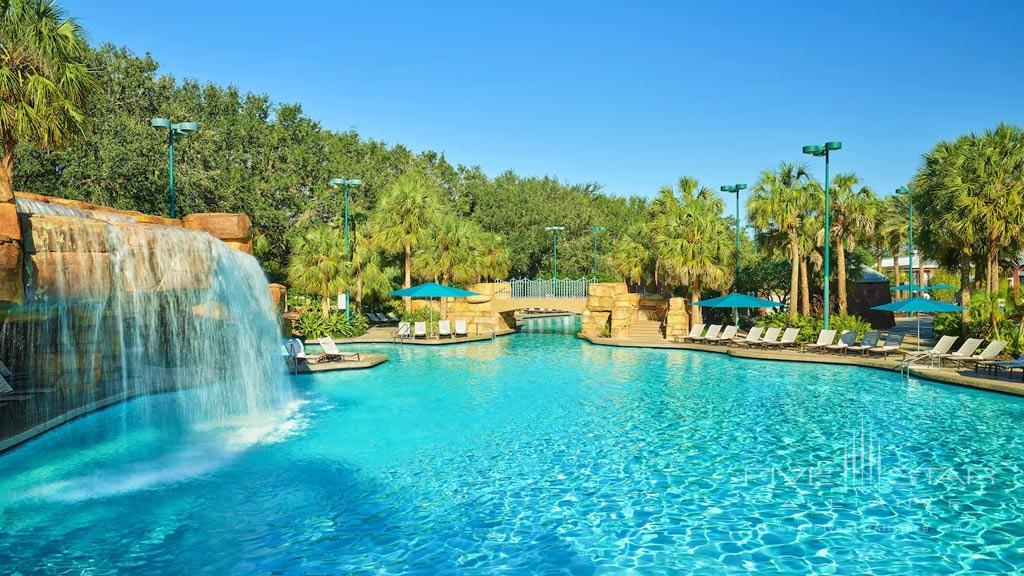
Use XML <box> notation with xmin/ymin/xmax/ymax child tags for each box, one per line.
<box><xmin>369</xmin><ymin>169</ymin><xmax>442</xmax><ymax>311</ymax></box>
<box><xmin>748</xmin><ymin>163</ymin><xmax>811</xmax><ymax>322</ymax></box>
<box><xmin>828</xmin><ymin>173</ymin><xmax>877</xmax><ymax>315</ymax></box>
<box><xmin>877</xmin><ymin>195</ymin><xmax>909</xmax><ymax>297</ymax></box>
<box><xmin>349</xmin><ymin>227</ymin><xmax>398</xmax><ymax>314</ymax></box>
<box><xmin>652</xmin><ymin>177</ymin><xmax>732</xmax><ymax>326</ymax></box>
<box><xmin>914</xmin><ymin>124</ymin><xmax>1024</xmax><ymax>330</ymax></box>
<box><xmin>607</xmin><ymin>224</ymin><xmax>650</xmax><ymax>290</ymax></box>
<box><xmin>1</xmin><ymin>0</ymin><xmax>95</xmax><ymax>200</ymax></box>
<box><xmin>287</xmin><ymin>226</ymin><xmax>348</xmax><ymax>318</ymax></box>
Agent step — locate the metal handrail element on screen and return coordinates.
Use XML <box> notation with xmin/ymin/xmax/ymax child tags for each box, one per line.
<box><xmin>493</xmin><ymin>278</ymin><xmax>595</xmax><ymax>299</ymax></box>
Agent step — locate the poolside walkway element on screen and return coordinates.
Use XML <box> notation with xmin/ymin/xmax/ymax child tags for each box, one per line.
<box><xmin>578</xmin><ymin>333</ymin><xmax>1024</xmax><ymax>397</ymax></box>
<box><xmin>311</xmin><ymin>326</ymin><xmax>515</xmax><ymax>346</ymax></box>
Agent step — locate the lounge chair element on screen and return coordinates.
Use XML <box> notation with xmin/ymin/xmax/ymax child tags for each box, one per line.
<box><xmin>283</xmin><ymin>338</ymin><xmax>324</xmax><ymax>366</ymax></box>
<box><xmin>692</xmin><ymin>324</ymin><xmax>722</xmax><ymax>342</ymax></box>
<box><xmin>709</xmin><ymin>325</ymin><xmax>739</xmax><ymax>344</ymax></box>
<box><xmin>733</xmin><ymin>326</ymin><xmax>763</xmax><ymax>346</ymax></box>
<box><xmin>991</xmin><ymin>355</ymin><xmax>1024</xmax><ymax>380</ymax></box>
<box><xmin>826</xmin><ymin>330</ymin><xmax>858</xmax><ymax>353</ymax></box>
<box><xmin>675</xmin><ymin>323</ymin><xmax>706</xmax><ymax>343</ymax></box>
<box><xmin>804</xmin><ymin>330</ymin><xmax>837</xmax><ymax>352</ymax></box>
<box><xmin>763</xmin><ymin>327</ymin><xmax>800</xmax><ymax>348</ymax></box>
<box><xmin>845</xmin><ymin>331</ymin><xmax>880</xmax><ymax>355</ymax></box>
<box><xmin>751</xmin><ymin>327</ymin><xmax>781</xmax><ymax>347</ymax></box>
<box><xmin>386</xmin><ymin>312</ymin><xmax>400</xmax><ymax>323</ymax></box>
<box><xmin>414</xmin><ymin>321</ymin><xmax>427</xmax><ymax>339</ymax></box>
<box><xmin>938</xmin><ymin>338</ymin><xmax>984</xmax><ymax>367</ymax></box>
<box><xmin>395</xmin><ymin>322</ymin><xmax>412</xmax><ymax>341</ymax></box>
<box><xmin>371</xmin><ymin>312</ymin><xmax>389</xmax><ymax>324</ymax></box>
<box><xmin>956</xmin><ymin>341</ymin><xmax>1007</xmax><ymax>371</ymax></box>
<box><xmin>316</xmin><ymin>337</ymin><xmax>361</xmax><ymax>361</ymax></box>
<box><xmin>867</xmin><ymin>333</ymin><xmax>905</xmax><ymax>358</ymax></box>
<box><xmin>439</xmin><ymin>320</ymin><xmax>453</xmax><ymax>338</ymax></box>
<box><xmin>455</xmin><ymin>319</ymin><xmax>469</xmax><ymax>337</ymax></box>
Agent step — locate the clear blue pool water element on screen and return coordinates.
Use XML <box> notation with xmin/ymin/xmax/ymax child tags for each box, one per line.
<box><xmin>3</xmin><ymin>326</ymin><xmax>1024</xmax><ymax>574</ymax></box>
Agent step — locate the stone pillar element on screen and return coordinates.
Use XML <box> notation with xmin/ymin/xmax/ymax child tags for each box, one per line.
<box><xmin>611</xmin><ymin>293</ymin><xmax>640</xmax><ymax>338</ymax></box>
<box><xmin>580</xmin><ymin>282</ymin><xmax>627</xmax><ymax>336</ymax></box>
<box><xmin>183</xmin><ymin>213</ymin><xmax>253</xmax><ymax>254</ymax></box>
<box><xmin>664</xmin><ymin>297</ymin><xmax>690</xmax><ymax>340</ymax></box>
<box><xmin>0</xmin><ymin>191</ymin><xmax>21</xmax><ymax>305</ymax></box>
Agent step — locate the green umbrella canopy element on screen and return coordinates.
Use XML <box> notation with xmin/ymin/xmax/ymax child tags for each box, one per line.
<box><xmin>695</xmin><ymin>292</ymin><xmax>782</xmax><ymax>308</ymax></box>
<box><xmin>872</xmin><ymin>297</ymin><xmax>964</xmax><ymax>313</ymax></box>
<box><xmin>391</xmin><ymin>282</ymin><xmax>479</xmax><ymax>298</ymax></box>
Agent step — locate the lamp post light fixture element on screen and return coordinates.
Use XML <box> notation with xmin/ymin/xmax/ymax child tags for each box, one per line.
<box><xmin>802</xmin><ymin>140</ymin><xmax>842</xmax><ymax>329</ymax></box>
<box><xmin>720</xmin><ymin>183</ymin><xmax>748</xmax><ymax>324</ymax></box>
<box><xmin>896</xmin><ymin>186</ymin><xmax>914</xmax><ymax>298</ymax></box>
<box><xmin>150</xmin><ymin>118</ymin><xmax>198</xmax><ymax>218</ymax></box>
<box><xmin>329</xmin><ymin>177</ymin><xmax>363</xmax><ymax>320</ymax></box>
<box><xmin>591</xmin><ymin>226</ymin><xmax>605</xmax><ymax>274</ymax></box>
<box><xmin>545</xmin><ymin>226</ymin><xmax>565</xmax><ymax>294</ymax></box>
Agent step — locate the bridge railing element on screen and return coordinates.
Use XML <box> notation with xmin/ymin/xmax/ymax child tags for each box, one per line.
<box><xmin>493</xmin><ymin>278</ymin><xmax>595</xmax><ymax>299</ymax></box>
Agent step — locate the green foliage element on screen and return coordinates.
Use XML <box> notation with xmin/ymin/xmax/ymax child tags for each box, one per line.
<box><xmin>295</xmin><ymin>311</ymin><xmax>368</xmax><ymax>339</ymax></box>
<box><xmin>756</xmin><ymin>313</ymin><xmax>872</xmax><ymax>343</ymax></box>
<box><xmin>400</xmin><ymin>307</ymin><xmax>439</xmax><ymax>334</ymax></box>
<box><xmin>1</xmin><ymin>0</ymin><xmax>97</xmax><ymax>193</ymax></box>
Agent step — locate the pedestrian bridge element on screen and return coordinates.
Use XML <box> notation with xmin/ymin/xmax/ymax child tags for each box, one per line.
<box><xmin>469</xmin><ymin>278</ymin><xmax>592</xmax><ymax>314</ymax></box>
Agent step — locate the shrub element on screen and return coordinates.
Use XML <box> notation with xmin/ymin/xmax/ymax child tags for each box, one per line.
<box><xmin>755</xmin><ymin>313</ymin><xmax>872</xmax><ymax>343</ymax></box>
<box><xmin>933</xmin><ymin>313</ymin><xmax>1022</xmax><ymax>356</ymax></box>
<box><xmin>401</xmin><ymin>307</ymin><xmax>439</xmax><ymax>334</ymax></box>
<box><xmin>295</xmin><ymin>312</ymin><xmax>369</xmax><ymax>339</ymax></box>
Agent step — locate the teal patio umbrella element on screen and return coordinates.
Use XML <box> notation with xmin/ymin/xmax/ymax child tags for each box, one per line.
<box><xmin>873</xmin><ymin>297</ymin><xmax>964</xmax><ymax>350</ymax></box>
<box><xmin>391</xmin><ymin>282</ymin><xmax>480</xmax><ymax>336</ymax></box>
<box><xmin>694</xmin><ymin>292</ymin><xmax>782</xmax><ymax>309</ymax></box>
<box><xmin>890</xmin><ymin>284</ymin><xmax>956</xmax><ymax>292</ymax></box>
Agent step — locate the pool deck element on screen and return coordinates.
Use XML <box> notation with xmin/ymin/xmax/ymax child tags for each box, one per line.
<box><xmin>308</xmin><ymin>327</ymin><xmax>515</xmax><ymax>346</ymax></box>
<box><xmin>578</xmin><ymin>334</ymin><xmax>1024</xmax><ymax>397</ymax></box>
<box><xmin>290</xmin><ymin>353</ymin><xmax>388</xmax><ymax>373</ymax></box>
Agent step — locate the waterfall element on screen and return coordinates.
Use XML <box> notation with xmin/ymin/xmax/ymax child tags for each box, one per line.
<box><xmin>1</xmin><ymin>200</ymin><xmax>292</xmax><ymax>447</ymax></box>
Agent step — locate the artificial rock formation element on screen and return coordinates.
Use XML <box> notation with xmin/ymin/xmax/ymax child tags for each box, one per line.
<box><xmin>184</xmin><ymin>213</ymin><xmax>253</xmax><ymax>254</ymax></box>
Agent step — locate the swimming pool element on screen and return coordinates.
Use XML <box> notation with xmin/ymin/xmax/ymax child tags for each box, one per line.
<box><xmin>2</xmin><ymin>331</ymin><xmax>1024</xmax><ymax>574</ymax></box>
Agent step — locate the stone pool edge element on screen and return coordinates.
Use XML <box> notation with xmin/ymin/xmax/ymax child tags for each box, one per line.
<box><xmin>577</xmin><ymin>333</ymin><xmax>1024</xmax><ymax>397</ymax></box>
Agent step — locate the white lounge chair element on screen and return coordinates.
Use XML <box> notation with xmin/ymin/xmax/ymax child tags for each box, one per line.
<box><xmin>675</xmin><ymin>323</ymin><xmax>706</xmax><ymax>343</ymax></box>
<box><xmin>316</xmin><ymin>337</ymin><xmax>361</xmax><ymax>361</ymax></box>
<box><xmin>395</xmin><ymin>322</ymin><xmax>411</xmax><ymax>340</ymax></box>
<box><xmin>991</xmin><ymin>355</ymin><xmax>1024</xmax><ymax>380</ymax></box>
<box><xmin>692</xmin><ymin>324</ymin><xmax>722</xmax><ymax>342</ymax></box>
<box><xmin>763</xmin><ymin>327</ymin><xmax>800</xmax><ymax>348</ymax></box>
<box><xmin>751</xmin><ymin>327</ymin><xmax>781</xmax><ymax>347</ymax></box>
<box><xmin>414</xmin><ymin>321</ymin><xmax>427</xmax><ymax>339</ymax></box>
<box><xmin>826</xmin><ymin>330</ymin><xmax>858</xmax><ymax>353</ymax></box>
<box><xmin>938</xmin><ymin>338</ymin><xmax>983</xmax><ymax>367</ymax></box>
<box><xmin>804</xmin><ymin>329</ymin><xmax>837</xmax><ymax>352</ymax></box>
<box><xmin>455</xmin><ymin>319</ymin><xmax>468</xmax><ymax>337</ymax></box>
<box><xmin>957</xmin><ymin>340</ymin><xmax>1007</xmax><ymax>371</ymax></box>
<box><xmin>867</xmin><ymin>333</ymin><xmax>905</xmax><ymax>358</ymax></box>
<box><xmin>439</xmin><ymin>320</ymin><xmax>453</xmax><ymax>338</ymax></box>
<box><xmin>899</xmin><ymin>335</ymin><xmax>959</xmax><ymax>368</ymax></box>
<box><xmin>846</xmin><ymin>331</ymin><xmax>880</xmax><ymax>355</ymax></box>
<box><xmin>733</xmin><ymin>326</ymin><xmax>763</xmax><ymax>345</ymax></box>
<box><xmin>710</xmin><ymin>325</ymin><xmax>739</xmax><ymax>344</ymax></box>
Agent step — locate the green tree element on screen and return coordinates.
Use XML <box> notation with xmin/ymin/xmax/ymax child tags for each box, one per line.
<box><xmin>287</xmin><ymin>226</ymin><xmax>348</xmax><ymax>318</ymax></box>
<box><xmin>369</xmin><ymin>169</ymin><xmax>442</xmax><ymax>311</ymax></box>
<box><xmin>827</xmin><ymin>173</ymin><xmax>877</xmax><ymax>315</ymax></box>
<box><xmin>1</xmin><ymin>0</ymin><xmax>95</xmax><ymax>200</ymax></box>
<box><xmin>748</xmin><ymin>163</ymin><xmax>812</xmax><ymax>322</ymax></box>
<box><xmin>606</xmin><ymin>224</ymin><xmax>651</xmax><ymax>290</ymax></box>
<box><xmin>349</xmin><ymin>227</ymin><xmax>398</xmax><ymax>313</ymax></box>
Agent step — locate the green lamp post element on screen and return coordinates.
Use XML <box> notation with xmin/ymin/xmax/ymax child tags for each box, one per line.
<box><xmin>591</xmin><ymin>226</ymin><xmax>605</xmax><ymax>274</ymax></box>
<box><xmin>150</xmin><ymin>118</ymin><xmax>198</xmax><ymax>218</ymax></box>
<box><xmin>720</xmin><ymin>183</ymin><xmax>747</xmax><ymax>324</ymax></box>
<box><xmin>802</xmin><ymin>141</ymin><xmax>842</xmax><ymax>329</ymax></box>
<box><xmin>896</xmin><ymin>186</ymin><xmax>913</xmax><ymax>297</ymax></box>
<box><xmin>329</xmin><ymin>177</ymin><xmax>363</xmax><ymax>320</ymax></box>
<box><xmin>545</xmin><ymin>226</ymin><xmax>564</xmax><ymax>295</ymax></box>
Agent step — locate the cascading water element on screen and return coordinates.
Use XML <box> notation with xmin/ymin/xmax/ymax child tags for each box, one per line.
<box><xmin>0</xmin><ymin>198</ymin><xmax>293</xmax><ymax>457</ymax></box>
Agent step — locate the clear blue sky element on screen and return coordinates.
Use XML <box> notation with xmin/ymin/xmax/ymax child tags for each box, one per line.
<box><xmin>66</xmin><ymin>0</ymin><xmax>1024</xmax><ymax>214</ymax></box>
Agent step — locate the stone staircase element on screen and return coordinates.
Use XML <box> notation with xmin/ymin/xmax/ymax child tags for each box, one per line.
<box><xmin>629</xmin><ymin>319</ymin><xmax>664</xmax><ymax>341</ymax></box>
